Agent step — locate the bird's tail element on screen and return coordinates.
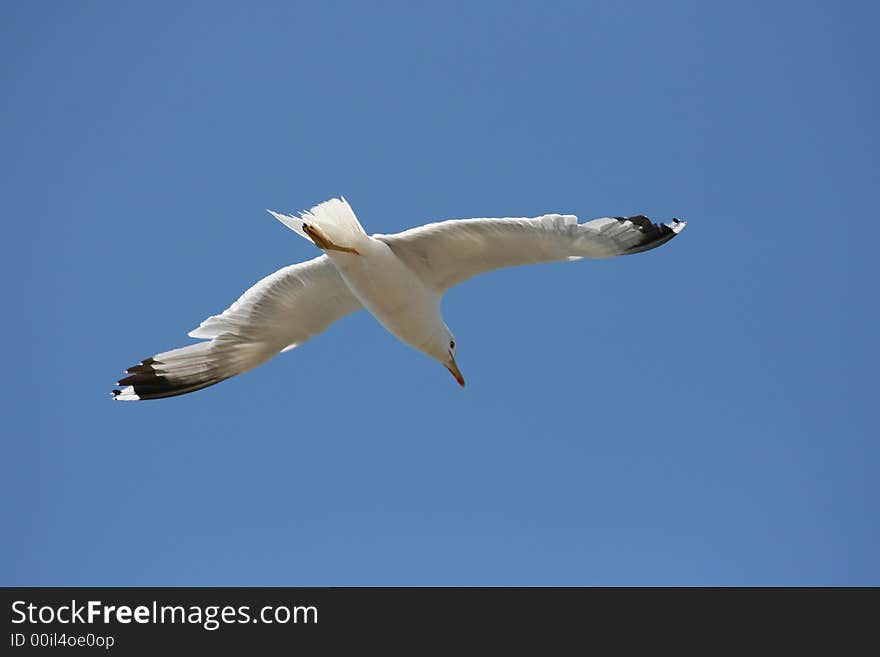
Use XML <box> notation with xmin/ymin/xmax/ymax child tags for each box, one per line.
<box><xmin>267</xmin><ymin>197</ymin><xmax>367</xmax><ymax>250</ymax></box>
<box><xmin>112</xmin><ymin>337</ymin><xmax>278</xmax><ymax>401</ymax></box>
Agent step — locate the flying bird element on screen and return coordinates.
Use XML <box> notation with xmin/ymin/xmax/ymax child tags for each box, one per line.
<box><xmin>112</xmin><ymin>198</ymin><xmax>686</xmax><ymax>400</ymax></box>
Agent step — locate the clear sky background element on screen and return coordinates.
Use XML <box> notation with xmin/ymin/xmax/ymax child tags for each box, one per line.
<box><xmin>2</xmin><ymin>1</ymin><xmax>877</xmax><ymax>585</ymax></box>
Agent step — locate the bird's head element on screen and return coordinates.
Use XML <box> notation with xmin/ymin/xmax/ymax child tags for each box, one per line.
<box><xmin>425</xmin><ymin>325</ymin><xmax>464</xmax><ymax>388</ymax></box>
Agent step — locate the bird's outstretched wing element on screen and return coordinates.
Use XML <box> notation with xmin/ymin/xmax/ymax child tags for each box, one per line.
<box><xmin>377</xmin><ymin>214</ymin><xmax>686</xmax><ymax>292</ymax></box>
<box><xmin>113</xmin><ymin>255</ymin><xmax>361</xmax><ymax>400</ymax></box>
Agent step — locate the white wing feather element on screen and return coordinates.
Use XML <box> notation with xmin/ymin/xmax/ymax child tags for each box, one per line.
<box><xmin>189</xmin><ymin>255</ymin><xmax>360</xmax><ymax>351</ymax></box>
<box><xmin>377</xmin><ymin>214</ymin><xmax>685</xmax><ymax>292</ymax></box>
<box><xmin>114</xmin><ymin>256</ymin><xmax>361</xmax><ymax>400</ymax></box>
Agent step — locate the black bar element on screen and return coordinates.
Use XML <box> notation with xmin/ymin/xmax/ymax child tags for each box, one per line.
<box><xmin>2</xmin><ymin>588</ymin><xmax>876</xmax><ymax>652</ymax></box>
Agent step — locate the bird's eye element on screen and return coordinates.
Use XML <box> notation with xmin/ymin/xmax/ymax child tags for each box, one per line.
<box><xmin>449</xmin><ymin>340</ymin><xmax>455</xmax><ymax>350</ymax></box>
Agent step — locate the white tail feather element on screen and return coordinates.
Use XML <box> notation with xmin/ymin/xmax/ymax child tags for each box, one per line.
<box><xmin>267</xmin><ymin>209</ymin><xmax>312</xmax><ymax>243</ymax></box>
<box><xmin>268</xmin><ymin>197</ymin><xmax>366</xmax><ymax>248</ymax></box>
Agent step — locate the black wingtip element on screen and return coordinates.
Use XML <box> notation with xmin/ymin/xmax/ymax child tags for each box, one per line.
<box><xmin>112</xmin><ymin>353</ymin><xmax>225</xmax><ymax>401</ymax></box>
<box><xmin>613</xmin><ymin>214</ymin><xmax>686</xmax><ymax>255</ymax></box>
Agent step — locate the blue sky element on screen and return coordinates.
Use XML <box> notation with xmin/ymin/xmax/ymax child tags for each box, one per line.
<box><xmin>2</xmin><ymin>1</ymin><xmax>877</xmax><ymax>585</ymax></box>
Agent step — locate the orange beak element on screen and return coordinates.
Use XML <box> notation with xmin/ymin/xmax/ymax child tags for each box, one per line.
<box><xmin>446</xmin><ymin>358</ymin><xmax>465</xmax><ymax>388</ymax></box>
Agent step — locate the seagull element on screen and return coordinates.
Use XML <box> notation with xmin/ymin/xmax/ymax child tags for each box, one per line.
<box><xmin>112</xmin><ymin>198</ymin><xmax>686</xmax><ymax>400</ymax></box>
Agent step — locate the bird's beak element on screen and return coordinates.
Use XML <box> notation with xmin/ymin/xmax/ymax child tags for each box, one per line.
<box><xmin>446</xmin><ymin>358</ymin><xmax>465</xmax><ymax>388</ymax></box>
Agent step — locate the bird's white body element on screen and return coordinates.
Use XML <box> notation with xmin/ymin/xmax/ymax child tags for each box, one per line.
<box><xmin>113</xmin><ymin>197</ymin><xmax>686</xmax><ymax>400</ymax></box>
<box><xmin>327</xmin><ymin>237</ymin><xmax>443</xmax><ymax>354</ymax></box>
